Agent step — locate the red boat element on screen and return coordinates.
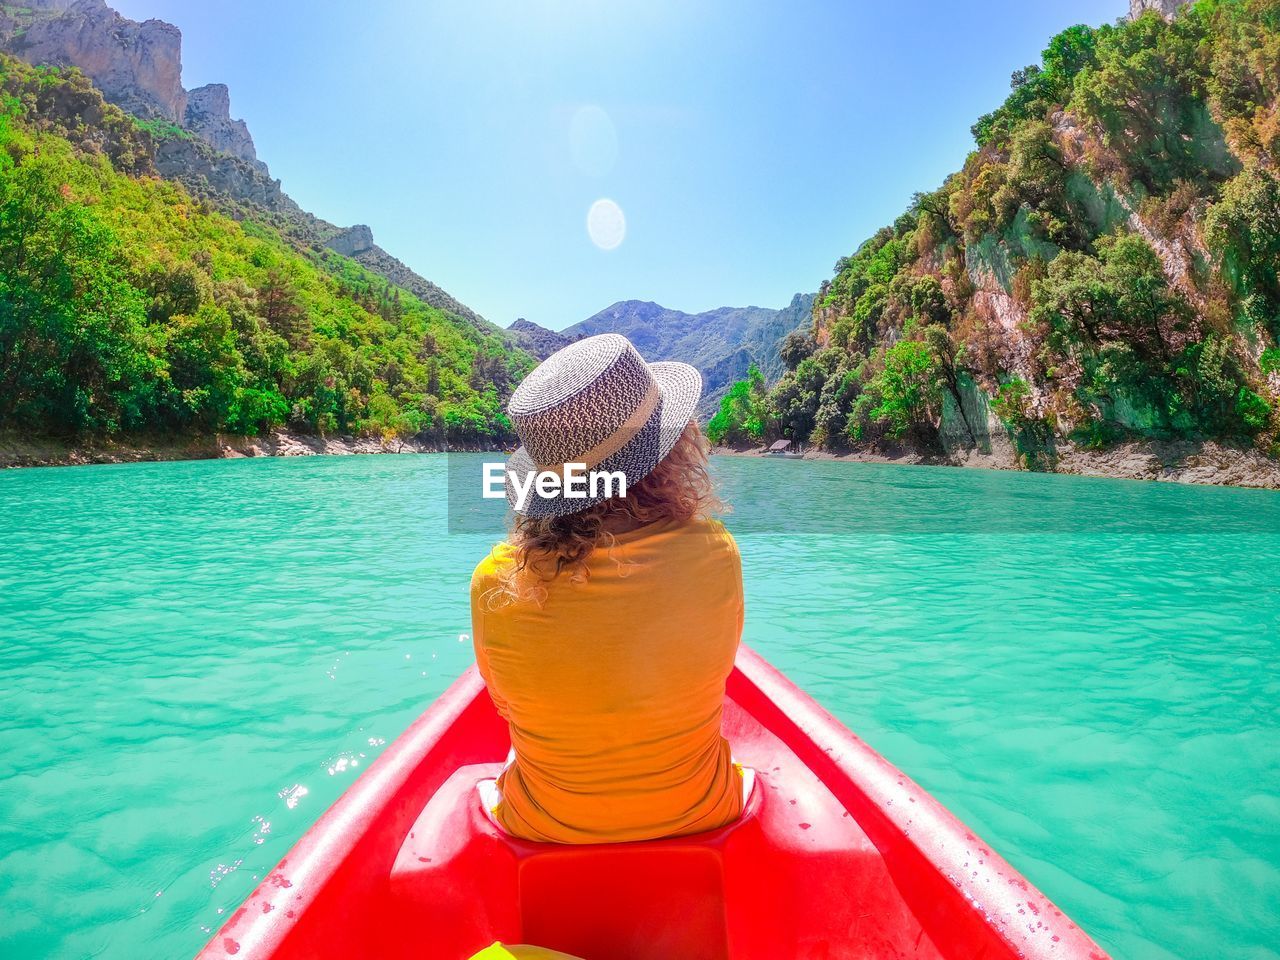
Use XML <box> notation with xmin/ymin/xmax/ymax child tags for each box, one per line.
<box><xmin>197</xmin><ymin>647</ymin><xmax>1108</xmax><ymax>960</ymax></box>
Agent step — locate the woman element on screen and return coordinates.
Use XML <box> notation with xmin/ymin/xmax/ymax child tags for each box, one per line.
<box><xmin>470</xmin><ymin>333</ymin><xmax>750</xmax><ymax>844</ymax></box>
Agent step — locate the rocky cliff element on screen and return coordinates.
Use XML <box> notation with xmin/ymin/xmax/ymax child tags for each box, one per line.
<box><xmin>0</xmin><ymin>0</ymin><xmax>256</xmax><ymax>160</ymax></box>
<box><xmin>761</xmin><ymin>0</ymin><xmax>1280</xmax><ymax>473</ymax></box>
<box><xmin>184</xmin><ymin>82</ymin><xmax>261</xmax><ymax>168</ymax></box>
<box><xmin>1129</xmin><ymin>0</ymin><xmax>1191</xmax><ymax>19</ymax></box>
<box><xmin>0</xmin><ymin>0</ymin><xmax>495</xmax><ymax>334</ymax></box>
<box><xmin>323</xmin><ymin>225</ymin><xmax>492</xmax><ymax>331</ymax></box>
<box><xmin>154</xmin><ymin>136</ymin><xmax>295</xmax><ymax>213</ymax></box>
<box><xmin>324</xmin><ymin>224</ymin><xmax>376</xmax><ymax>258</ymax></box>
<box><xmin>3</xmin><ymin>0</ymin><xmax>185</xmax><ymax>120</ymax></box>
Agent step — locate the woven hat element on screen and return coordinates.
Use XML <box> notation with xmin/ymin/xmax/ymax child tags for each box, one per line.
<box><xmin>504</xmin><ymin>334</ymin><xmax>702</xmax><ymax>518</ymax></box>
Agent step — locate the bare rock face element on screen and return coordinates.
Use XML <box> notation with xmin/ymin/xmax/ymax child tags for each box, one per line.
<box><xmin>155</xmin><ymin>137</ymin><xmax>295</xmax><ymax>213</ymax></box>
<box><xmin>2</xmin><ymin>0</ymin><xmax>263</xmax><ymax>170</ymax></box>
<box><xmin>184</xmin><ymin>83</ymin><xmax>261</xmax><ymax>168</ymax></box>
<box><xmin>12</xmin><ymin>0</ymin><xmax>186</xmax><ymax>120</ymax></box>
<box><xmin>1129</xmin><ymin>0</ymin><xmax>1190</xmax><ymax>19</ymax></box>
<box><xmin>325</xmin><ymin>225</ymin><xmax>376</xmax><ymax>257</ymax></box>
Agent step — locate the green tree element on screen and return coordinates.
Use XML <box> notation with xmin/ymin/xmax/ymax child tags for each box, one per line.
<box><xmin>923</xmin><ymin>325</ymin><xmax>976</xmax><ymax>444</ymax></box>
<box><xmin>0</xmin><ymin>140</ymin><xmax>159</xmax><ymax>435</ymax></box>
<box><xmin>1073</xmin><ymin>11</ymin><xmax>1231</xmax><ymax>191</ymax></box>
<box><xmin>1204</xmin><ymin>167</ymin><xmax>1280</xmax><ymax>338</ymax></box>
<box><xmin>990</xmin><ymin>377</ymin><xmax>1056</xmax><ymax>469</ymax></box>
<box><xmin>779</xmin><ymin>330</ymin><xmax>816</xmax><ymax>370</ymax></box>
<box><xmin>972</xmin><ymin>24</ymin><xmax>1102</xmax><ymax>148</ymax></box>
<box><xmin>707</xmin><ymin>363</ymin><xmax>768</xmax><ymax>446</ymax></box>
<box><xmin>257</xmin><ymin>269</ymin><xmax>312</xmax><ymax>350</ymax></box>
<box><xmin>870</xmin><ymin>340</ymin><xmax>941</xmax><ymax>440</ymax></box>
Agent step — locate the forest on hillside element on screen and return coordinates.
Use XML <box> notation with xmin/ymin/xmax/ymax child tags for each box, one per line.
<box><xmin>710</xmin><ymin>0</ymin><xmax>1280</xmax><ymax>468</ymax></box>
<box><xmin>0</xmin><ymin>55</ymin><xmax>532</xmax><ymax>444</ymax></box>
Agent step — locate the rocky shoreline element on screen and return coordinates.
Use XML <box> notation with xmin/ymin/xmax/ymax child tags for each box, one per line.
<box><xmin>715</xmin><ymin>439</ymin><xmax>1280</xmax><ymax>491</ymax></box>
<box><xmin>6</xmin><ymin>432</ymin><xmax>1279</xmax><ymax>491</ymax></box>
<box><xmin>0</xmin><ymin>431</ymin><xmax>503</xmax><ymax>469</ymax></box>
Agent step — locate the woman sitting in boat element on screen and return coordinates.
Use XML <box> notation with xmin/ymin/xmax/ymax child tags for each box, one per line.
<box><xmin>471</xmin><ymin>333</ymin><xmax>752</xmax><ymax>844</ymax></box>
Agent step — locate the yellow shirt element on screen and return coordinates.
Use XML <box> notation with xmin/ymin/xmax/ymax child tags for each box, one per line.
<box><xmin>470</xmin><ymin>517</ymin><xmax>744</xmax><ymax>844</ymax></box>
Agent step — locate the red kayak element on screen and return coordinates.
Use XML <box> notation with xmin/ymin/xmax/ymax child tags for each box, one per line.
<box><xmin>197</xmin><ymin>647</ymin><xmax>1108</xmax><ymax>960</ymax></box>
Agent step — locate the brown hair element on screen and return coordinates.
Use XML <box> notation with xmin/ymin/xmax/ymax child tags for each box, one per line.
<box><xmin>491</xmin><ymin>421</ymin><xmax>723</xmax><ymax>607</ymax></box>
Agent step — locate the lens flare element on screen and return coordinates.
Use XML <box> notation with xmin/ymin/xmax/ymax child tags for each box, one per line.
<box><xmin>587</xmin><ymin>199</ymin><xmax>626</xmax><ymax>251</ymax></box>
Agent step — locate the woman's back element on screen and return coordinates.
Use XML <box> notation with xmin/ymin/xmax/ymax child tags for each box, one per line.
<box><xmin>471</xmin><ymin>516</ymin><xmax>744</xmax><ymax>844</ymax></box>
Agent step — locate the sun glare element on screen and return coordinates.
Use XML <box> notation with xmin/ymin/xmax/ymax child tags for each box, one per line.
<box><xmin>587</xmin><ymin>198</ymin><xmax>626</xmax><ymax>251</ymax></box>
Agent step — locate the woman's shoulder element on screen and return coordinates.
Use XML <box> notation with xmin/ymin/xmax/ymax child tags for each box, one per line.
<box><xmin>689</xmin><ymin>515</ymin><xmax>736</xmax><ymax>545</ymax></box>
<box><xmin>471</xmin><ymin>542</ymin><xmax>517</xmax><ymax>590</ymax></box>
<box><xmin>662</xmin><ymin>516</ymin><xmax>740</xmax><ymax>563</ymax></box>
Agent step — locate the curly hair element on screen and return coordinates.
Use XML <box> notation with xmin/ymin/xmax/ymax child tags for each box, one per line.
<box><xmin>490</xmin><ymin>420</ymin><xmax>723</xmax><ymax>607</ymax></box>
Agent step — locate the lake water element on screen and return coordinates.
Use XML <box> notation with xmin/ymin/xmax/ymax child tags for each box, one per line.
<box><xmin>1</xmin><ymin>454</ymin><xmax>1278</xmax><ymax>960</ymax></box>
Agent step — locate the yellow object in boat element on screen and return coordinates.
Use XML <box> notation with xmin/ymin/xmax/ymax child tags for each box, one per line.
<box><xmin>469</xmin><ymin>942</ymin><xmax>586</xmax><ymax>960</ymax></box>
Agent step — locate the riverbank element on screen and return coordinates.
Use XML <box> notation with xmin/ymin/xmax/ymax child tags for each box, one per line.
<box><xmin>8</xmin><ymin>432</ymin><xmax>1279</xmax><ymax>491</ymax></box>
<box><xmin>715</xmin><ymin>439</ymin><xmax>1280</xmax><ymax>490</ymax></box>
<box><xmin>0</xmin><ymin>431</ymin><xmax>501</xmax><ymax>470</ymax></box>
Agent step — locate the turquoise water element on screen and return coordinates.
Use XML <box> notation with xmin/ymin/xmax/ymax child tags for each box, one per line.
<box><xmin>1</xmin><ymin>455</ymin><xmax>1278</xmax><ymax>960</ymax></box>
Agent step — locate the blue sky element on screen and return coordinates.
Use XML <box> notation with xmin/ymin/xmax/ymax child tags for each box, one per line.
<box><xmin>112</xmin><ymin>0</ymin><xmax>1124</xmax><ymax>330</ymax></box>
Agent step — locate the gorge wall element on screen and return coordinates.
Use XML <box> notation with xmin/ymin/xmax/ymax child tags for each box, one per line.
<box><xmin>0</xmin><ymin>0</ymin><xmax>494</xmax><ymax>333</ymax></box>
<box><xmin>1129</xmin><ymin>0</ymin><xmax>1192</xmax><ymax>19</ymax></box>
<box><xmin>703</xmin><ymin>0</ymin><xmax>1280</xmax><ymax>488</ymax></box>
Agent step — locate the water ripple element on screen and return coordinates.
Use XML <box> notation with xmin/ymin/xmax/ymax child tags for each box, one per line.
<box><xmin>0</xmin><ymin>455</ymin><xmax>1277</xmax><ymax>959</ymax></box>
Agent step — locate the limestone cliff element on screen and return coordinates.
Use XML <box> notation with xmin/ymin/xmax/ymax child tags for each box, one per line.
<box><xmin>5</xmin><ymin>0</ymin><xmax>185</xmax><ymax>120</ymax></box>
<box><xmin>154</xmin><ymin>137</ymin><xmax>296</xmax><ymax>213</ymax></box>
<box><xmin>1129</xmin><ymin>0</ymin><xmax>1191</xmax><ymax>19</ymax></box>
<box><xmin>790</xmin><ymin>2</ymin><xmax>1280</xmax><ymax>471</ymax></box>
<box><xmin>0</xmin><ymin>0</ymin><xmax>496</xmax><ymax>334</ymax></box>
<box><xmin>184</xmin><ymin>83</ymin><xmax>262</xmax><ymax>169</ymax></box>
<box><xmin>0</xmin><ymin>0</ymin><xmax>260</xmax><ymax>168</ymax></box>
<box><xmin>324</xmin><ymin>224</ymin><xmax>376</xmax><ymax>258</ymax></box>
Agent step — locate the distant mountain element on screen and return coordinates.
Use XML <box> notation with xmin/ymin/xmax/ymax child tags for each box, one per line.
<box><xmin>506</xmin><ymin>319</ymin><xmax>573</xmax><ymax>360</ymax></box>
<box><xmin>507</xmin><ymin>294</ymin><xmax>815</xmax><ymax>416</ymax></box>
<box><xmin>0</xmin><ymin>0</ymin><xmax>494</xmax><ymax>333</ymax></box>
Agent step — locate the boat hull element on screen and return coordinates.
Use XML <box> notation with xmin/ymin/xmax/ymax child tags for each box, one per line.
<box><xmin>197</xmin><ymin>647</ymin><xmax>1107</xmax><ymax>959</ymax></box>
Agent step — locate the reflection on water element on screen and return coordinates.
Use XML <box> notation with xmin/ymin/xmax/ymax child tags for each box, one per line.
<box><xmin>0</xmin><ymin>454</ymin><xmax>1277</xmax><ymax>959</ymax></box>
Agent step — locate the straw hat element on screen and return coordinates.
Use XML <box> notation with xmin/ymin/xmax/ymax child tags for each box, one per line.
<box><xmin>504</xmin><ymin>334</ymin><xmax>702</xmax><ymax>518</ymax></box>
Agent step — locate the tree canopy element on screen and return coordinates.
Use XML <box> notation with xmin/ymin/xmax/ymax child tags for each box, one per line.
<box><xmin>717</xmin><ymin>0</ymin><xmax>1280</xmax><ymax>463</ymax></box>
<box><xmin>0</xmin><ymin>56</ymin><xmax>533</xmax><ymax>443</ymax></box>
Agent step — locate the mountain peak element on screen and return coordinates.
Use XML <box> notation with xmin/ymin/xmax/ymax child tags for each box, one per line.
<box><xmin>1</xmin><ymin>0</ymin><xmax>262</xmax><ymax>166</ymax></box>
<box><xmin>6</xmin><ymin>0</ymin><xmax>187</xmax><ymax>121</ymax></box>
<box><xmin>184</xmin><ymin>83</ymin><xmax>260</xmax><ymax>168</ymax></box>
<box><xmin>1129</xmin><ymin>0</ymin><xmax>1189</xmax><ymax>20</ymax></box>
<box><xmin>0</xmin><ymin>1</ymin><xmax>493</xmax><ymax>333</ymax></box>
<box><xmin>565</xmin><ymin>294</ymin><xmax>815</xmax><ymax>416</ymax></box>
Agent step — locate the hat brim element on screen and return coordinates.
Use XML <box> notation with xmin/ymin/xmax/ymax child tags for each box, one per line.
<box><xmin>504</xmin><ymin>361</ymin><xmax>702</xmax><ymax>519</ymax></box>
